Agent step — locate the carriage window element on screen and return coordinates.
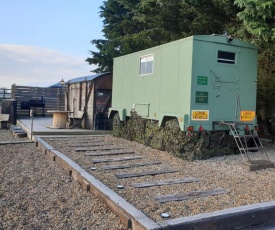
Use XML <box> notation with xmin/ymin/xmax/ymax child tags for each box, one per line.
<box><xmin>217</xmin><ymin>51</ymin><xmax>236</xmax><ymax>64</ymax></box>
<box><xmin>140</xmin><ymin>55</ymin><xmax>154</xmax><ymax>75</ymax></box>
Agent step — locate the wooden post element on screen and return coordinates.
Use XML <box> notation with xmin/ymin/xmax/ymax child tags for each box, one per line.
<box><xmin>11</xmin><ymin>84</ymin><xmax>16</xmax><ymax>100</ymax></box>
<box><xmin>30</xmin><ymin>109</ymin><xmax>34</xmax><ymax>140</ymax></box>
<box><xmin>57</xmin><ymin>88</ymin><xmax>60</xmax><ymax>110</ymax></box>
<box><xmin>35</xmin><ymin>87</ymin><xmax>37</xmax><ymax>99</ymax></box>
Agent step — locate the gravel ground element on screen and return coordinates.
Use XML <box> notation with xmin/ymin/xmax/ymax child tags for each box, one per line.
<box><xmin>2</xmin><ymin>128</ymin><xmax>275</xmax><ymax>229</ymax></box>
<box><xmin>44</xmin><ymin>135</ymin><xmax>275</xmax><ymax>222</ymax></box>
<box><xmin>0</xmin><ymin>130</ymin><xmax>124</xmax><ymax>230</ymax></box>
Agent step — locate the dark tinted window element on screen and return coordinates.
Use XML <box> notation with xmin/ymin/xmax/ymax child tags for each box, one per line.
<box><xmin>217</xmin><ymin>51</ymin><xmax>236</xmax><ymax>64</ymax></box>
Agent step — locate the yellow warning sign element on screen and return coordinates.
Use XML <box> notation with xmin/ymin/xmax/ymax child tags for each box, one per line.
<box><xmin>240</xmin><ymin>110</ymin><xmax>255</xmax><ymax>122</ymax></box>
<box><xmin>191</xmin><ymin>110</ymin><xmax>209</xmax><ymax>120</ymax></box>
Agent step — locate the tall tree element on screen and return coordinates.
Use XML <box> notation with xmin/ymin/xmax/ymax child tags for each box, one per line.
<box><xmin>234</xmin><ymin>0</ymin><xmax>275</xmax><ymax>44</ymax></box>
<box><xmin>133</xmin><ymin>0</ymin><xmax>185</xmax><ymax>44</ymax></box>
<box><xmin>181</xmin><ymin>0</ymin><xmax>240</xmax><ymax>36</ymax></box>
<box><xmin>87</xmin><ymin>0</ymin><xmax>240</xmax><ymax>72</ymax></box>
<box><xmin>86</xmin><ymin>0</ymin><xmax>146</xmax><ymax>73</ymax></box>
<box><xmin>235</xmin><ymin>0</ymin><xmax>275</xmax><ymax>120</ymax></box>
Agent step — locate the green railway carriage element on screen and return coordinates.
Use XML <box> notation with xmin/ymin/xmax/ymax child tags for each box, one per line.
<box><xmin>108</xmin><ymin>35</ymin><xmax>258</xmax><ymax>133</ymax></box>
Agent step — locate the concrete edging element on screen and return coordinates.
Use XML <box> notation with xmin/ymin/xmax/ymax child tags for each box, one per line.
<box><xmin>158</xmin><ymin>201</ymin><xmax>275</xmax><ymax>229</ymax></box>
<box><xmin>17</xmin><ymin>118</ymin><xmax>112</xmax><ymax>136</ymax></box>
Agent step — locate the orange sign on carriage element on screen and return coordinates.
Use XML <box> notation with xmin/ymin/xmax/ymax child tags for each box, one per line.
<box><xmin>240</xmin><ymin>110</ymin><xmax>255</xmax><ymax>122</ymax></box>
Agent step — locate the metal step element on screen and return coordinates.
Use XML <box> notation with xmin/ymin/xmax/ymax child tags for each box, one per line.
<box><xmin>217</xmin><ymin>120</ymin><xmax>268</xmax><ymax>163</ymax></box>
<box><xmin>236</xmin><ymin>135</ymin><xmax>258</xmax><ymax>138</ymax></box>
<box><xmin>239</xmin><ymin>147</ymin><xmax>261</xmax><ymax>151</ymax></box>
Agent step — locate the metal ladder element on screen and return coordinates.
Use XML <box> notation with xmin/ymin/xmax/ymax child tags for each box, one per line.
<box><xmin>223</xmin><ymin>122</ymin><xmax>270</xmax><ymax>163</ymax></box>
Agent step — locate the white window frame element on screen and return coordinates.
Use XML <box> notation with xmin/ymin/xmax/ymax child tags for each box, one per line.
<box><xmin>139</xmin><ymin>54</ymin><xmax>154</xmax><ymax>76</ymax></box>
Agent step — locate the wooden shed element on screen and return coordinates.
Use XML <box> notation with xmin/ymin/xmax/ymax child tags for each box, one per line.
<box><xmin>65</xmin><ymin>73</ymin><xmax>112</xmax><ymax>130</ymax></box>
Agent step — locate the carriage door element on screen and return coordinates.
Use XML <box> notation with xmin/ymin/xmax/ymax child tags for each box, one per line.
<box><xmin>212</xmin><ymin>45</ymin><xmax>240</xmax><ymax>123</ymax></box>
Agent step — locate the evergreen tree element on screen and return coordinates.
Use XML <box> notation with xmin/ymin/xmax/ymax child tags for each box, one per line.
<box><xmin>235</xmin><ymin>0</ymin><xmax>275</xmax><ymax>120</ymax></box>
<box><xmin>86</xmin><ymin>0</ymin><xmax>146</xmax><ymax>73</ymax></box>
<box><xmin>235</xmin><ymin>0</ymin><xmax>275</xmax><ymax>44</ymax></box>
<box><xmin>87</xmin><ymin>0</ymin><xmax>240</xmax><ymax>72</ymax></box>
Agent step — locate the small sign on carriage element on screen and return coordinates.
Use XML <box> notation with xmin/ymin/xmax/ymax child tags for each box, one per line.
<box><xmin>197</xmin><ymin>76</ymin><xmax>208</xmax><ymax>85</ymax></box>
<box><xmin>191</xmin><ymin>110</ymin><xmax>209</xmax><ymax>120</ymax></box>
<box><xmin>240</xmin><ymin>110</ymin><xmax>255</xmax><ymax>122</ymax></box>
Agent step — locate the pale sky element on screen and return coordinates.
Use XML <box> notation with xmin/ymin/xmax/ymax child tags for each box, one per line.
<box><xmin>0</xmin><ymin>0</ymin><xmax>104</xmax><ymax>88</ymax></box>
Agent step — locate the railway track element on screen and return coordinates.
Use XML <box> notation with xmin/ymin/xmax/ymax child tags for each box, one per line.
<box><xmin>36</xmin><ymin>135</ymin><xmax>275</xmax><ymax>230</ymax></box>
<box><xmin>45</xmin><ymin>135</ymin><xmax>229</xmax><ymax>203</ymax></box>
